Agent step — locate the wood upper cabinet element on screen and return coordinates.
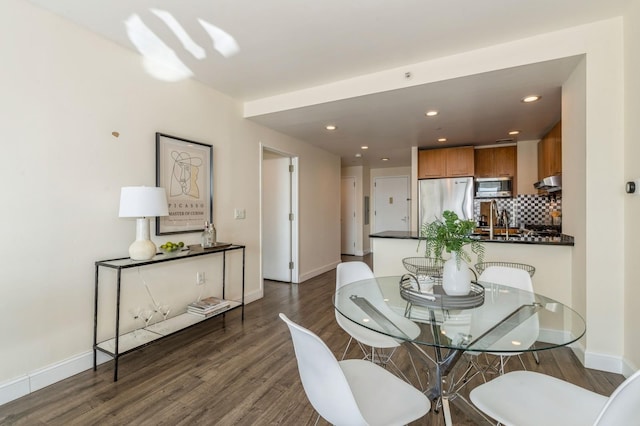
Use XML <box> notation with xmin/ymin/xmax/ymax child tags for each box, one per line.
<box><xmin>474</xmin><ymin>148</ymin><xmax>494</xmax><ymax>177</ymax></box>
<box><xmin>538</xmin><ymin>121</ymin><xmax>562</xmax><ymax>179</ymax></box>
<box><xmin>474</xmin><ymin>146</ymin><xmax>517</xmax><ymax>178</ymax></box>
<box><xmin>446</xmin><ymin>146</ymin><xmax>475</xmax><ymax>177</ymax></box>
<box><xmin>418</xmin><ymin>146</ymin><xmax>474</xmax><ymax>179</ymax></box>
<box><xmin>494</xmin><ymin>146</ymin><xmax>517</xmax><ymax>176</ymax></box>
<box><xmin>418</xmin><ymin>149</ymin><xmax>446</xmax><ymax>178</ymax></box>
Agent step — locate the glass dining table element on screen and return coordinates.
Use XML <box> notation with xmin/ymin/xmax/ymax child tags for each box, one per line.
<box><xmin>333</xmin><ymin>275</ymin><xmax>586</xmax><ymax>426</ymax></box>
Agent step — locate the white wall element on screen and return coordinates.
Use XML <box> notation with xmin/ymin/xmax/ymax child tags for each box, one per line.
<box><xmin>0</xmin><ymin>0</ymin><xmax>340</xmax><ymax>403</ymax></box>
<box><xmin>624</xmin><ymin>0</ymin><xmax>640</xmax><ymax>374</ymax></box>
<box><xmin>579</xmin><ymin>20</ymin><xmax>626</xmax><ymax>373</ymax></box>
<box><xmin>563</xmin><ymin>58</ymin><xmax>588</xmax><ymax>360</ymax></box>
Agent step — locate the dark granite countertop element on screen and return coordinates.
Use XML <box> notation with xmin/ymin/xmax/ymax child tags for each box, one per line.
<box><xmin>370</xmin><ymin>230</ymin><xmax>575</xmax><ymax>246</ymax></box>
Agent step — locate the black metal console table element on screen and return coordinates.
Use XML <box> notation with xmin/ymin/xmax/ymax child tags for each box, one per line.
<box><xmin>93</xmin><ymin>244</ymin><xmax>245</xmax><ymax>381</ymax></box>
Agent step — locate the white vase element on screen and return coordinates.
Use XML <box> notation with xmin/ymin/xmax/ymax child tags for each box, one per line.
<box><xmin>442</xmin><ymin>252</ymin><xmax>472</xmax><ymax>295</ymax></box>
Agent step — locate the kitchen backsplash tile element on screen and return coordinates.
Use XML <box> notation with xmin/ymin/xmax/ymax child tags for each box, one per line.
<box><xmin>473</xmin><ymin>194</ymin><xmax>562</xmax><ymax>228</ymax></box>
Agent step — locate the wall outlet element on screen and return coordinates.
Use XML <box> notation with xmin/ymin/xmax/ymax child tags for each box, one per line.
<box><xmin>196</xmin><ymin>272</ymin><xmax>205</xmax><ymax>285</ymax></box>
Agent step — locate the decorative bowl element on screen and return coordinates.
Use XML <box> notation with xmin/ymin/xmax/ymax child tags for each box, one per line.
<box><xmin>159</xmin><ymin>242</ymin><xmax>185</xmax><ymax>256</ymax></box>
<box><xmin>160</xmin><ymin>247</ymin><xmax>182</xmax><ymax>257</ymax></box>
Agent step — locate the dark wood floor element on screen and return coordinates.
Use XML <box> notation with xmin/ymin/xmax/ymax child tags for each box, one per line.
<box><xmin>0</xmin><ymin>255</ymin><xmax>625</xmax><ymax>425</ymax></box>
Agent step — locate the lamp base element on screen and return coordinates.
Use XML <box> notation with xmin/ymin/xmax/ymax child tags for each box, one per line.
<box><xmin>129</xmin><ymin>239</ymin><xmax>157</xmax><ymax>260</ymax></box>
<box><xmin>128</xmin><ymin>217</ymin><xmax>157</xmax><ymax>260</ymax></box>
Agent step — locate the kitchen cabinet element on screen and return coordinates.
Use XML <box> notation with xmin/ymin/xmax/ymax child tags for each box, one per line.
<box><xmin>418</xmin><ymin>146</ymin><xmax>474</xmax><ymax>179</ymax></box>
<box><xmin>418</xmin><ymin>149</ymin><xmax>446</xmax><ymax>178</ymax></box>
<box><xmin>474</xmin><ymin>146</ymin><xmax>516</xmax><ymax>178</ymax></box>
<box><xmin>538</xmin><ymin>121</ymin><xmax>562</xmax><ymax>179</ymax></box>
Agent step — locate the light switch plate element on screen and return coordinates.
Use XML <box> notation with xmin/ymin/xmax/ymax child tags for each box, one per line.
<box><xmin>234</xmin><ymin>208</ymin><xmax>246</xmax><ymax>219</ymax></box>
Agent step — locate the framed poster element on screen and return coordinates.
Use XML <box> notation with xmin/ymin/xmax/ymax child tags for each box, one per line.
<box><xmin>156</xmin><ymin>133</ymin><xmax>213</xmax><ymax>235</ymax></box>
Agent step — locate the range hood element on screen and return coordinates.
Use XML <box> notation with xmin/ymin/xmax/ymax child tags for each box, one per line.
<box><xmin>534</xmin><ymin>175</ymin><xmax>562</xmax><ymax>192</ymax></box>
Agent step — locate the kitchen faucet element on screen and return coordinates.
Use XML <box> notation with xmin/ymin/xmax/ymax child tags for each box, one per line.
<box><xmin>501</xmin><ymin>209</ymin><xmax>510</xmax><ymax>240</ymax></box>
<box><xmin>489</xmin><ymin>200</ymin><xmax>498</xmax><ymax>240</ymax></box>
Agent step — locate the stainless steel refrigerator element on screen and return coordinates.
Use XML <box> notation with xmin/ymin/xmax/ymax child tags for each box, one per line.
<box><xmin>418</xmin><ymin>177</ymin><xmax>474</xmax><ymax>230</ymax></box>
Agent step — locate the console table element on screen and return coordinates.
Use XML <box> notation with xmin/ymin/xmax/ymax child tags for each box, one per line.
<box><xmin>93</xmin><ymin>244</ymin><xmax>245</xmax><ymax>381</ymax></box>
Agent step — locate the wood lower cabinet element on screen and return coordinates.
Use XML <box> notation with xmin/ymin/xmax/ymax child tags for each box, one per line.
<box><xmin>418</xmin><ymin>146</ymin><xmax>474</xmax><ymax>179</ymax></box>
<box><xmin>538</xmin><ymin>121</ymin><xmax>562</xmax><ymax>179</ymax></box>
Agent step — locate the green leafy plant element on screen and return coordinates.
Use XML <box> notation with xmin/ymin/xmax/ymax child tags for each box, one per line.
<box><xmin>418</xmin><ymin>210</ymin><xmax>485</xmax><ymax>267</ymax></box>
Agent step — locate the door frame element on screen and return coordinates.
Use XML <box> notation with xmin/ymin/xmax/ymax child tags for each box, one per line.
<box><xmin>260</xmin><ymin>144</ymin><xmax>300</xmax><ymax>285</ymax></box>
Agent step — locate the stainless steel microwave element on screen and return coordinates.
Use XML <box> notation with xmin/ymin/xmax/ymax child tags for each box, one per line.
<box><xmin>475</xmin><ymin>177</ymin><xmax>513</xmax><ymax>198</ymax></box>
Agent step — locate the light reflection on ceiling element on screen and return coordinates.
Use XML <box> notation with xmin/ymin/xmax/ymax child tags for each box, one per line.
<box><xmin>197</xmin><ymin>19</ymin><xmax>239</xmax><ymax>58</ymax></box>
<box><xmin>125</xmin><ymin>9</ymin><xmax>239</xmax><ymax>82</ymax></box>
<box><xmin>150</xmin><ymin>9</ymin><xmax>206</xmax><ymax>60</ymax></box>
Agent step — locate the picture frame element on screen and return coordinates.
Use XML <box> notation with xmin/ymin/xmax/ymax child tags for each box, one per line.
<box><xmin>156</xmin><ymin>133</ymin><xmax>213</xmax><ymax>235</ymax></box>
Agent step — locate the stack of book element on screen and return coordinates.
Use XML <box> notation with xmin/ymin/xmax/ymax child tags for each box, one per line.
<box><xmin>187</xmin><ymin>296</ymin><xmax>230</xmax><ymax>318</ymax></box>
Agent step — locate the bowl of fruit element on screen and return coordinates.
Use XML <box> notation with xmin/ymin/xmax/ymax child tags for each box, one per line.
<box><xmin>159</xmin><ymin>241</ymin><xmax>185</xmax><ymax>256</ymax></box>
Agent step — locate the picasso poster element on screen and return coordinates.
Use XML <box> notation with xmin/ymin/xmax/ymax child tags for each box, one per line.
<box><xmin>156</xmin><ymin>133</ymin><xmax>213</xmax><ymax>235</ymax></box>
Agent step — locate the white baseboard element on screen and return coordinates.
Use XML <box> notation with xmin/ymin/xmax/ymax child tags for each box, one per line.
<box><xmin>244</xmin><ymin>288</ymin><xmax>263</xmax><ymax>304</ymax></box>
<box><xmin>584</xmin><ymin>350</ymin><xmax>626</xmax><ymax>374</ymax></box>
<box><xmin>0</xmin><ymin>350</ymin><xmax>111</xmax><ymax>407</ymax></box>
<box><xmin>622</xmin><ymin>358</ymin><xmax>638</xmax><ymax>378</ymax></box>
<box><xmin>570</xmin><ymin>340</ymin><xmax>586</xmax><ymax>365</ymax></box>
<box><xmin>0</xmin><ymin>376</ymin><xmax>29</xmax><ymax>406</ymax></box>
<box><xmin>538</xmin><ymin>330</ymin><xmax>627</xmax><ymax>375</ymax></box>
<box><xmin>298</xmin><ymin>260</ymin><xmax>341</xmax><ymax>283</ymax></box>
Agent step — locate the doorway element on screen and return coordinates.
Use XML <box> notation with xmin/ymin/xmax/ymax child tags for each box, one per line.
<box><xmin>261</xmin><ymin>146</ymin><xmax>299</xmax><ymax>283</ymax></box>
<box><xmin>373</xmin><ymin>176</ymin><xmax>410</xmax><ymax>232</ymax></box>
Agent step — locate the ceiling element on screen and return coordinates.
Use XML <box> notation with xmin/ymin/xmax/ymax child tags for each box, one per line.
<box><xmin>27</xmin><ymin>0</ymin><xmax>629</xmax><ymax>168</ymax></box>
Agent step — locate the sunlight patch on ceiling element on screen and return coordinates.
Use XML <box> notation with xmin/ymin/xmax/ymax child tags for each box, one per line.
<box><xmin>150</xmin><ymin>9</ymin><xmax>206</xmax><ymax>60</ymax></box>
<box><xmin>197</xmin><ymin>19</ymin><xmax>239</xmax><ymax>58</ymax></box>
<box><xmin>125</xmin><ymin>10</ymin><xmax>239</xmax><ymax>82</ymax></box>
<box><xmin>125</xmin><ymin>13</ymin><xmax>193</xmax><ymax>82</ymax></box>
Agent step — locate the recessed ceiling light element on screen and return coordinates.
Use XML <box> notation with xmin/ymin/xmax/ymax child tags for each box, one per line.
<box><xmin>325</xmin><ymin>124</ymin><xmax>337</xmax><ymax>130</ymax></box>
<box><xmin>509</xmin><ymin>130</ymin><xmax>520</xmax><ymax>135</ymax></box>
<box><xmin>381</xmin><ymin>158</ymin><xmax>389</xmax><ymax>161</ymax></box>
<box><xmin>425</xmin><ymin>110</ymin><xmax>438</xmax><ymax>117</ymax></box>
<box><xmin>361</xmin><ymin>146</ymin><xmax>368</xmax><ymax>150</ymax></box>
<box><xmin>438</xmin><ymin>138</ymin><xmax>447</xmax><ymax>142</ymax></box>
<box><xmin>522</xmin><ymin>95</ymin><xmax>541</xmax><ymax>103</ymax></box>
<box><xmin>355</xmin><ymin>153</ymin><xmax>362</xmax><ymax>158</ymax></box>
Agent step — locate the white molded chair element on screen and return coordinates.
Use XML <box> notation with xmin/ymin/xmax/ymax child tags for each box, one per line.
<box><xmin>477</xmin><ymin>265</ymin><xmax>539</xmax><ymax>374</ymax></box>
<box><xmin>279</xmin><ymin>313</ymin><xmax>430</xmax><ymax>426</ymax></box>
<box><xmin>335</xmin><ymin>262</ymin><xmax>421</xmax><ymax>368</ymax></box>
<box><xmin>470</xmin><ymin>370</ymin><xmax>640</xmax><ymax>426</ymax></box>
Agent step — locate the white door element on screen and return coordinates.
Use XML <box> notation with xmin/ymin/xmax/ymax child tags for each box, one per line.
<box><xmin>374</xmin><ymin>176</ymin><xmax>410</xmax><ymax>232</ymax></box>
<box><xmin>262</xmin><ymin>152</ymin><xmax>292</xmax><ymax>282</ymax></box>
<box><xmin>341</xmin><ymin>177</ymin><xmax>356</xmax><ymax>254</ymax></box>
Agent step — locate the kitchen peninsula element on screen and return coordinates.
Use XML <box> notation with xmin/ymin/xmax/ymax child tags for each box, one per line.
<box><xmin>370</xmin><ymin>230</ymin><xmax>574</xmax><ymax>305</ymax></box>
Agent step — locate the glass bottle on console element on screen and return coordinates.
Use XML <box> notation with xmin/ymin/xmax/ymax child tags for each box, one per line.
<box><xmin>201</xmin><ymin>221</ymin><xmax>215</xmax><ymax>248</ymax></box>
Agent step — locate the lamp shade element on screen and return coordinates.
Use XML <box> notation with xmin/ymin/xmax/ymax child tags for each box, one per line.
<box><xmin>119</xmin><ymin>186</ymin><xmax>169</xmax><ymax>218</ymax></box>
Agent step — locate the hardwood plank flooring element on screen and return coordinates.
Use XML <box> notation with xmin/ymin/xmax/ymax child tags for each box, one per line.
<box><xmin>0</xmin><ymin>255</ymin><xmax>625</xmax><ymax>425</ymax></box>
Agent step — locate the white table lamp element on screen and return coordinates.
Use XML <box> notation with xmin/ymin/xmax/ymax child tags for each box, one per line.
<box><xmin>119</xmin><ymin>186</ymin><xmax>169</xmax><ymax>260</ymax></box>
